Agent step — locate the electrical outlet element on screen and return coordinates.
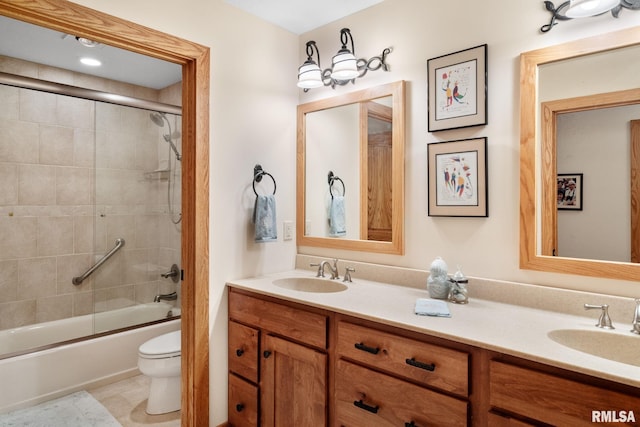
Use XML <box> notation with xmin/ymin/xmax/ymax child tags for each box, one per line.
<box><xmin>283</xmin><ymin>221</ymin><xmax>293</xmax><ymax>241</ymax></box>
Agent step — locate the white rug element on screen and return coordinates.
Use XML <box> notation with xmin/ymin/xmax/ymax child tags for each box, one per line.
<box><xmin>0</xmin><ymin>391</ymin><xmax>122</xmax><ymax>427</ymax></box>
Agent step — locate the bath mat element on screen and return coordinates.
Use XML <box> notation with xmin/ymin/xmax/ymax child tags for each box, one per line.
<box><xmin>0</xmin><ymin>390</ymin><xmax>121</xmax><ymax>427</ymax></box>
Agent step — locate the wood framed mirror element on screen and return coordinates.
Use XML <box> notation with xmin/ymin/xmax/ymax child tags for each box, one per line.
<box><xmin>0</xmin><ymin>1</ymin><xmax>209</xmax><ymax>425</ymax></box>
<box><xmin>297</xmin><ymin>81</ymin><xmax>405</xmax><ymax>254</ymax></box>
<box><xmin>520</xmin><ymin>26</ymin><xmax>640</xmax><ymax>281</ymax></box>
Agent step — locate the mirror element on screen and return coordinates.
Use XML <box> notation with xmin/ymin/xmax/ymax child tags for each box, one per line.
<box><xmin>520</xmin><ymin>26</ymin><xmax>640</xmax><ymax>281</ymax></box>
<box><xmin>297</xmin><ymin>81</ymin><xmax>405</xmax><ymax>254</ymax></box>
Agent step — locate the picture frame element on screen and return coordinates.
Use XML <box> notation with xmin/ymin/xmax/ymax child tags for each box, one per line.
<box><xmin>557</xmin><ymin>173</ymin><xmax>583</xmax><ymax>210</ymax></box>
<box><xmin>427</xmin><ymin>44</ymin><xmax>487</xmax><ymax>132</ymax></box>
<box><xmin>428</xmin><ymin>137</ymin><xmax>488</xmax><ymax>217</ymax></box>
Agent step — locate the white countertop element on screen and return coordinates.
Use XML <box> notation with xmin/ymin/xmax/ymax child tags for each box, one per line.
<box><xmin>227</xmin><ymin>269</ymin><xmax>640</xmax><ymax>389</ymax></box>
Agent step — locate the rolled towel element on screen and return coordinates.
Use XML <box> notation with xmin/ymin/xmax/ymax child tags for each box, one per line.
<box><xmin>329</xmin><ymin>195</ymin><xmax>346</xmax><ymax>237</ymax></box>
<box><xmin>253</xmin><ymin>194</ymin><xmax>277</xmax><ymax>242</ymax></box>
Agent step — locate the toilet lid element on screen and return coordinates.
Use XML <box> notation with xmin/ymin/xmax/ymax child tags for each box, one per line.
<box><xmin>139</xmin><ymin>330</ymin><xmax>181</xmax><ymax>359</ymax></box>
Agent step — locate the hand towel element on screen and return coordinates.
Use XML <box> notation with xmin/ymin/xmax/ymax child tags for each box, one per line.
<box><xmin>414</xmin><ymin>298</ymin><xmax>451</xmax><ymax>317</ymax></box>
<box><xmin>329</xmin><ymin>195</ymin><xmax>346</xmax><ymax>237</ymax></box>
<box><xmin>253</xmin><ymin>194</ymin><xmax>277</xmax><ymax>242</ymax></box>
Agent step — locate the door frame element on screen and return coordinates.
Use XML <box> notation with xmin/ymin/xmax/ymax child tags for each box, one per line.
<box><xmin>0</xmin><ymin>1</ymin><xmax>210</xmax><ymax>425</ymax></box>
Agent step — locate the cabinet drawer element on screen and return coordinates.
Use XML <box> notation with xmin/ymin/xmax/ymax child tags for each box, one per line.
<box><xmin>228</xmin><ymin>321</ymin><xmax>259</xmax><ymax>383</ymax></box>
<box><xmin>490</xmin><ymin>360</ymin><xmax>640</xmax><ymax>426</ymax></box>
<box><xmin>337</xmin><ymin>321</ymin><xmax>469</xmax><ymax>396</ymax></box>
<box><xmin>228</xmin><ymin>373</ymin><xmax>258</xmax><ymax>427</ymax></box>
<box><xmin>229</xmin><ymin>290</ymin><xmax>327</xmax><ymax>349</ymax></box>
<box><xmin>335</xmin><ymin>359</ymin><xmax>468</xmax><ymax>427</ymax></box>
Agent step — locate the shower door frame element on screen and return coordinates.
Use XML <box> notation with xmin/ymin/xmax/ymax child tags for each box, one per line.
<box><xmin>0</xmin><ymin>1</ymin><xmax>210</xmax><ymax>426</ymax></box>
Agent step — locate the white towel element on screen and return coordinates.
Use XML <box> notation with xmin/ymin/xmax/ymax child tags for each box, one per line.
<box><xmin>253</xmin><ymin>194</ymin><xmax>277</xmax><ymax>242</ymax></box>
<box><xmin>414</xmin><ymin>298</ymin><xmax>451</xmax><ymax>317</ymax></box>
<box><xmin>329</xmin><ymin>195</ymin><xmax>346</xmax><ymax>237</ymax></box>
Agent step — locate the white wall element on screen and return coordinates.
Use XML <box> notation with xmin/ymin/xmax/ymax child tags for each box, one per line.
<box><xmin>298</xmin><ymin>0</ymin><xmax>640</xmax><ymax>296</ymax></box>
<box><xmin>72</xmin><ymin>1</ymin><xmax>299</xmax><ymax>424</ymax></box>
<box><xmin>68</xmin><ymin>1</ymin><xmax>640</xmax><ymax>425</ymax></box>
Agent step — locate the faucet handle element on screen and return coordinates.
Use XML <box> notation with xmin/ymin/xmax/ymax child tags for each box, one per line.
<box><xmin>343</xmin><ymin>267</ymin><xmax>355</xmax><ymax>283</ymax></box>
<box><xmin>310</xmin><ymin>263</ymin><xmax>324</xmax><ymax>277</ymax></box>
<box><xmin>584</xmin><ymin>303</ymin><xmax>615</xmax><ymax>329</ymax></box>
<box><xmin>631</xmin><ymin>299</ymin><xmax>640</xmax><ymax>335</ymax></box>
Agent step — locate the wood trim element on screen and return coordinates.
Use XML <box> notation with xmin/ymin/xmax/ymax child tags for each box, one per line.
<box><xmin>0</xmin><ymin>1</ymin><xmax>210</xmax><ymax>425</ymax></box>
<box><xmin>631</xmin><ymin>120</ymin><xmax>640</xmax><ymax>263</ymax></box>
<box><xmin>519</xmin><ymin>26</ymin><xmax>640</xmax><ymax>281</ymax></box>
<box><xmin>297</xmin><ymin>80</ymin><xmax>405</xmax><ymax>255</ymax></box>
<box><xmin>359</xmin><ymin>102</ymin><xmax>369</xmax><ymax>240</ymax></box>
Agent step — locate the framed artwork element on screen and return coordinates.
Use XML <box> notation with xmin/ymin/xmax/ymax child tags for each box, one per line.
<box><xmin>557</xmin><ymin>173</ymin><xmax>583</xmax><ymax>210</ymax></box>
<box><xmin>428</xmin><ymin>137</ymin><xmax>488</xmax><ymax>217</ymax></box>
<box><xmin>427</xmin><ymin>44</ymin><xmax>487</xmax><ymax>132</ymax></box>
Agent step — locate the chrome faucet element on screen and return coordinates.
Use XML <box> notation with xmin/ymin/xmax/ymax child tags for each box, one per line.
<box><xmin>311</xmin><ymin>259</ymin><xmax>339</xmax><ymax>279</ymax></box>
<box><xmin>584</xmin><ymin>303</ymin><xmax>615</xmax><ymax>329</ymax></box>
<box><xmin>631</xmin><ymin>299</ymin><xmax>640</xmax><ymax>335</ymax></box>
<box><xmin>154</xmin><ymin>291</ymin><xmax>177</xmax><ymax>303</ymax></box>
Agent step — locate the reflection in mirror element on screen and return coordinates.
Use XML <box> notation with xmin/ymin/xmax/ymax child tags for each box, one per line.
<box><xmin>297</xmin><ymin>81</ymin><xmax>405</xmax><ymax>254</ymax></box>
<box><xmin>541</xmin><ymin>90</ymin><xmax>640</xmax><ymax>263</ymax></box>
<box><xmin>520</xmin><ymin>26</ymin><xmax>640</xmax><ymax>281</ymax></box>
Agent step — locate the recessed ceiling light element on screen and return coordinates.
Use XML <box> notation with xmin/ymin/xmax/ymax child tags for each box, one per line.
<box><xmin>75</xmin><ymin>36</ymin><xmax>100</xmax><ymax>48</ymax></box>
<box><xmin>80</xmin><ymin>57</ymin><xmax>101</xmax><ymax>67</ymax></box>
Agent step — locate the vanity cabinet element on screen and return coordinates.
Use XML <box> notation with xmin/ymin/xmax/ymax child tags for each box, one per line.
<box><xmin>228</xmin><ymin>289</ymin><xmax>329</xmax><ymax>427</ymax></box>
<box><xmin>227</xmin><ymin>286</ymin><xmax>640</xmax><ymax>426</ymax></box>
<box><xmin>334</xmin><ymin>319</ymin><xmax>469</xmax><ymax>426</ymax></box>
<box><xmin>489</xmin><ymin>359</ymin><xmax>640</xmax><ymax>426</ymax></box>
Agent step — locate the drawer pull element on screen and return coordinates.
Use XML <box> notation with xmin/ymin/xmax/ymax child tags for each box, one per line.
<box><xmin>353</xmin><ymin>399</ymin><xmax>379</xmax><ymax>414</ymax></box>
<box><xmin>263</xmin><ymin>350</ymin><xmax>272</xmax><ymax>358</ymax></box>
<box><xmin>235</xmin><ymin>348</ymin><xmax>244</xmax><ymax>357</ymax></box>
<box><xmin>405</xmin><ymin>358</ymin><xmax>435</xmax><ymax>371</ymax></box>
<box><xmin>236</xmin><ymin>403</ymin><xmax>245</xmax><ymax>412</ymax></box>
<box><xmin>354</xmin><ymin>342</ymin><xmax>380</xmax><ymax>355</ymax></box>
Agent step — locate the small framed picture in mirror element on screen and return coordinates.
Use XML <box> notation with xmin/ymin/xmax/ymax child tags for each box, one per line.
<box><xmin>557</xmin><ymin>173</ymin><xmax>583</xmax><ymax>210</ymax></box>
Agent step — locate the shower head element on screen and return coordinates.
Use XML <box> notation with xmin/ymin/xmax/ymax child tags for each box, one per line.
<box><xmin>150</xmin><ymin>111</ymin><xmax>182</xmax><ymax>161</ymax></box>
<box><xmin>150</xmin><ymin>111</ymin><xmax>166</xmax><ymax>127</ymax></box>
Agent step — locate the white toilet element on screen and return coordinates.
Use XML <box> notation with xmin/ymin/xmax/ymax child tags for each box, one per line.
<box><xmin>138</xmin><ymin>330</ymin><xmax>181</xmax><ymax>414</ymax></box>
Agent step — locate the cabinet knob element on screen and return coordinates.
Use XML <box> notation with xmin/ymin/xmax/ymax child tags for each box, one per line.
<box><xmin>263</xmin><ymin>350</ymin><xmax>272</xmax><ymax>358</ymax></box>
<box><xmin>236</xmin><ymin>403</ymin><xmax>245</xmax><ymax>412</ymax></box>
<box><xmin>236</xmin><ymin>348</ymin><xmax>244</xmax><ymax>357</ymax></box>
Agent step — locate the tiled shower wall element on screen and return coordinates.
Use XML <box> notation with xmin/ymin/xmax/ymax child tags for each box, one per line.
<box><xmin>0</xmin><ymin>56</ymin><xmax>182</xmax><ymax>330</ymax></box>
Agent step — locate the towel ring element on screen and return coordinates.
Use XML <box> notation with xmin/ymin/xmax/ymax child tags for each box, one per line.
<box><xmin>253</xmin><ymin>164</ymin><xmax>276</xmax><ymax>196</ymax></box>
<box><xmin>328</xmin><ymin>171</ymin><xmax>345</xmax><ymax>199</ymax></box>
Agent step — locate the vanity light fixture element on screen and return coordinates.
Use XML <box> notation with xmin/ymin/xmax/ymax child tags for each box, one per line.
<box><xmin>541</xmin><ymin>0</ymin><xmax>638</xmax><ymax>32</ymax></box>
<box><xmin>297</xmin><ymin>28</ymin><xmax>391</xmax><ymax>91</ymax></box>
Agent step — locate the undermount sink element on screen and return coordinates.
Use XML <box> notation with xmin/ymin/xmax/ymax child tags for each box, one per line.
<box><xmin>272</xmin><ymin>277</ymin><xmax>347</xmax><ymax>293</ymax></box>
<box><xmin>548</xmin><ymin>329</ymin><xmax>640</xmax><ymax>367</ymax></box>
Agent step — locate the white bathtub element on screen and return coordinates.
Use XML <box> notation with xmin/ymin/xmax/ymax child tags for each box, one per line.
<box><xmin>0</xmin><ymin>302</ymin><xmax>175</xmax><ymax>355</ymax></box>
<box><xmin>0</xmin><ymin>304</ymin><xmax>180</xmax><ymax>413</ymax></box>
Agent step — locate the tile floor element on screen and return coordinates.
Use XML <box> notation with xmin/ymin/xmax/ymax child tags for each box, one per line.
<box><xmin>88</xmin><ymin>374</ymin><xmax>181</xmax><ymax>427</ymax></box>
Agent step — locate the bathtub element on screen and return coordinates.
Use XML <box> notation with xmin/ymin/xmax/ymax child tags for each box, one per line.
<box><xmin>0</xmin><ymin>303</ymin><xmax>180</xmax><ymax>413</ymax></box>
<box><xmin>0</xmin><ymin>302</ymin><xmax>176</xmax><ymax>355</ymax></box>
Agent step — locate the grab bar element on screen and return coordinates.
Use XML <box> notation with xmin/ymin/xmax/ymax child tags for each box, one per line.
<box><xmin>72</xmin><ymin>238</ymin><xmax>125</xmax><ymax>285</ymax></box>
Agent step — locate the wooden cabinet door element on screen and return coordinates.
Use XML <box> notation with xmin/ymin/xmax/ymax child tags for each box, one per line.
<box><xmin>261</xmin><ymin>335</ymin><xmax>327</xmax><ymax>427</ymax></box>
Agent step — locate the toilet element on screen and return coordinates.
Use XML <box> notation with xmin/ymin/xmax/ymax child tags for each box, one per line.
<box><xmin>138</xmin><ymin>330</ymin><xmax>181</xmax><ymax>414</ymax></box>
